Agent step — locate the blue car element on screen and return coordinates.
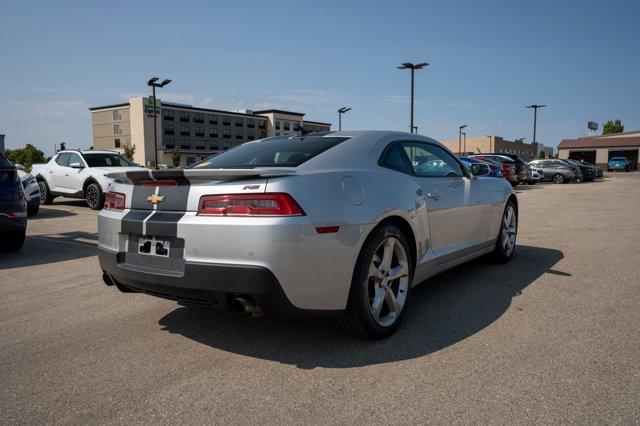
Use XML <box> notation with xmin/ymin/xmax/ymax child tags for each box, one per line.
<box><xmin>608</xmin><ymin>157</ymin><xmax>631</xmax><ymax>172</ymax></box>
<box><xmin>0</xmin><ymin>152</ymin><xmax>27</xmax><ymax>251</ymax></box>
<box><xmin>459</xmin><ymin>156</ymin><xmax>504</xmax><ymax>178</ymax></box>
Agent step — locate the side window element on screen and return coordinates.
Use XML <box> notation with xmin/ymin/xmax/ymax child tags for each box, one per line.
<box><xmin>380</xmin><ymin>143</ymin><xmax>414</xmax><ymax>175</ymax></box>
<box><xmin>403</xmin><ymin>143</ymin><xmax>464</xmax><ymax>178</ymax></box>
<box><xmin>55</xmin><ymin>153</ymin><xmax>70</xmax><ymax>167</ymax></box>
<box><xmin>67</xmin><ymin>153</ymin><xmax>83</xmax><ymax>167</ymax></box>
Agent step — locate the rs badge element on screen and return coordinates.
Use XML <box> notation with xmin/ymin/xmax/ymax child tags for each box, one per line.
<box><xmin>147</xmin><ymin>194</ymin><xmax>166</xmax><ymax>204</ymax></box>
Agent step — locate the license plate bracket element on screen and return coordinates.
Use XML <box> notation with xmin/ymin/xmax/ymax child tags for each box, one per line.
<box><xmin>138</xmin><ymin>237</ymin><xmax>170</xmax><ymax>257</ymax></box>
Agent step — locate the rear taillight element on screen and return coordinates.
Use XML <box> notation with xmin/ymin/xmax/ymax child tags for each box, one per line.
<box><xmin>104</xmin><ymin>191</ymin><xmax>126</xmax><ymax>211</ymax></box>
<box><xmin>198</xmin><ymin>193</ymin><xmax>305</xmax><ymax>216</ymax></box>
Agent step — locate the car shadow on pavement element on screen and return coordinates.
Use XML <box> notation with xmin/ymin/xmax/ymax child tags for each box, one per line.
<box><xmin>29</xmin><ymin>206</ymin><xmax>77</xmax><ymax>220</ymax></box>
<box><xmin>0</xmin><ymin>232</ymin><xmax>97</xmax><ymax>270</ymax></box>
<box><xmin>158</xmin><ymin>245</ymin><xmax>565</xmax><ymax>369</ymax></box>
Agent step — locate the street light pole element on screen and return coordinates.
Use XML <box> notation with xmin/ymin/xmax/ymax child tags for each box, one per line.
<box><xmin>462</xmin><ymin>132</ymin><xmax>467</xmax><ymax>154</ymax></box>
<box><xmin>458</xmin><ymin>124</ymin><xmax>467</xmax><ymax>154</ymax></box>
<box><xmin>147</xmin><ymin>77</ymin><xmax>172</xmax><ymax>168</ymax></box>
<box><xmin>398</xmin><ymin>62</ymin><xmax>428</xmax><ymax>133</ymax></box>
<box><xmin>413</xmin><ymin>126</ymin><xmax>418</xmax><ymax>134</ymax></box>
<box><xmin>526</xmin><ymin>104</ymin><xmax>546</xmax><ymax>160</ymax></box>
<box><xmin>337</xmin><ymin>107</ymin><xmax>351</xmax><ymax>131</ymax></box>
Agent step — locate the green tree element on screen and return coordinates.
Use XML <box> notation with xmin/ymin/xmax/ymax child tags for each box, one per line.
<box><xmin>538</xmin><ymin>150</ymin><xmax>546</xmax><ymax>159</ymax></box>
<box><xmin>123</xmin><ymin>144</ymin><xmax>136</xmax><ymax>160</ymax></box>
<box><xmin>603</xmin><ymin>119</ymin><xmax>624</xmax><ymax>134</ymax></box>
<box><xmin>4</xmin><ymin>144</ymin><xmax>46</xmax><ymax>172</ymax></box>
<box><xmin>171</xmin><ymin>150</ymin><xmax>181</xmax><ymax>167</ymax></box>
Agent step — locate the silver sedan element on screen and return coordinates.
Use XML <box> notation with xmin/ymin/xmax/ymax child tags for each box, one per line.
<box><xmin>98</xmin><ymin>131</ymin><xmax>517</xmax><ymax>339</ymax></box>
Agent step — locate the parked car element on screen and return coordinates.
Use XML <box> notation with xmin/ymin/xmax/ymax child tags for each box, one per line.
<box><xmin>608</xmin><ymin>157</ymin><xmax>631</xmax><ymax>172</ymax></box>
<box><xmin>485</xmin><ymin>153</ymin><xmax>532</xmax><ymax>185</ymax></box>
<box><xmin>15</xmin><ymin>165</ymin><xmax>41</xmax><ymax>215</ymax></box>
<box><xmin>31</xmin><ymin>150</ymin><xmax>146</xmax><ymax>210</ymax></box>
<box><xmin>459</xmin><ymin>156</ymin><xmax>504</xmax><ymax>178</ymax></box>
<box><xmin>470</xmin><ymin>154</ymin><xmax>518</xmax><ymax>186</ymax></box>
<box><xmin>98</xmin><ymin>131</ymin><xmax>518</xmax><ymax>339</ymax></box>
<box><xmin>528</xmin><ymin>160</ymin><xmax>578</xmax><ymax>183</ymax></box>
<box><xmin>0</xmin><ymin>152</ymin><xmax>27</xmax><ymax>251</ymax></box>
<box><xmin>529</xmin><ymin>167</ymin><xmax>543</xmax><ymax>184</ymax></box>
<box><xmin>559</xmin><ymin>159</ymin><xmax>596</xmax><ymax>182</ymax></box>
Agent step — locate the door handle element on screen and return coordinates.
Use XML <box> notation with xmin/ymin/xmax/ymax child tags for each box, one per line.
<box><xmin>426</xmin><ymin>191</ymin><xmax>441</xmax><ymax>201</ymax></box>
<box><xmin>64</xmin><ymin>173</ymin><xmax>69</xmax><ymax>176</ymax></box>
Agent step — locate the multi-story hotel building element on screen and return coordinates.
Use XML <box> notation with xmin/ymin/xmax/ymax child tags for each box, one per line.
<box><xmin>90</xmin><ymin>97</ymin><xmax>331</xmax><ymax>167</ymax></box>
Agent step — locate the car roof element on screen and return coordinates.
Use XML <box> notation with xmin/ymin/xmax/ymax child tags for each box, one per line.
<box><xmin>56</xmin><ymin>150</ymin><xmax>117</xmax><ymax>155</ymax></box>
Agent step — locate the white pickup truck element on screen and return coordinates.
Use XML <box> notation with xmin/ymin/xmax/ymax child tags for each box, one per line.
<box><xmin>31</xmin><ymin>150</ymin><xmax>146</xmax><ymax>210</ymax></box>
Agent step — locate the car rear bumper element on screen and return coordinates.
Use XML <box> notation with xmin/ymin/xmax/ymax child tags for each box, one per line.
<box><xmin>98</xmin><ymin>247</ymin><xmax>342</xmax><ymax>318</ymax></box>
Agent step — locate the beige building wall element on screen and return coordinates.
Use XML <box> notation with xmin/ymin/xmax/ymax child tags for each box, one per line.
<box><xmin>92</xmin><ymin>106</ymin><xmax>131</xmax><ymax>154</ymax></box>
<box><xmin>441</xmin><ymin>135</ymin><xmax>537</xmax><ymax>159</ymax></box>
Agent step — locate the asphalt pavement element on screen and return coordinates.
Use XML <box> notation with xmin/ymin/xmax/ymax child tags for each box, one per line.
<box><xmin>1</xmin><ymin>175</ymin><xmax>639</xmax><ymax>424</ymax></box>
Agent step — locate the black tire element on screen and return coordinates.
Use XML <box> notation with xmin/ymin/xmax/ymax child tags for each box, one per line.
<box><xmin>1</xmin><ymin>231</ymin><xmax>26</xmax><ymax>252</ymax></box>
<box><xmin>85</xmin><ymin>182</ymin><xmax>104</xmax><ymax>210</ymax></box>
<box><xmin>27</xmin><ymin>203</ymin><xmax>39</xmax><ymax>216</ymax></box>
<box><xmin>337</xmin><ymin>224</ymin><xmax>414</xmax><ymax>339</ymax></box>
<box><xmin>492</xmin><ymin>199</ymin><xmax>517</xmax><ymax>263</ymax></box>
<box><xmin>553</xmin><ymin>174</ymin><xmax>565</xmax><ymax>184</ymax></box>
<box><xmin>526</xmin><ymin>180</ymin><xmax>537</xmax><ymax>185</ymax></box>
<box><xmin>38</xmin><ymin>180</ymin><xmax>53</xmax><ymax>205</ymax></box>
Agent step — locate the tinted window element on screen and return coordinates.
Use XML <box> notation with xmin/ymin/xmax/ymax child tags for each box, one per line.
<box><xmin>55</xmin><ymin>153</ymin><xmax>70</xmax><ymax>166</ymax></box>
<box><xmin>404</xmin><ymin>143</ymin><xmax>463</xmax><ymax>178</ymax></box>
<box><xmin>189</xmin><ymin>136</ymin><xmax>349</xmax><ymax>169</ymax></box>
<box><xmin>67</xmin><ymin>153</ymin><xmax>84</xmax><ymax>167</ymax></box>
<box><xmin>380</xmin><ymin>143</ymin><xmax>414</xmax><ymax>174</ymax></box>
<box><xmin>83</xmin><ymin>153</ymin><xmax>135</xmax><ymax>167</ymax></box>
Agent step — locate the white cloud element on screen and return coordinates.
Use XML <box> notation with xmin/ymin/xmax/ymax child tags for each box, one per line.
<box><xmin>379</xmin><ymin>94</ymin><xmax>426</xmax><ymax>105</ymax></box>
<box><xmin>448</xmin><ymin>102</ymin><xmax>477</xmax><ymax>108</ymax></box>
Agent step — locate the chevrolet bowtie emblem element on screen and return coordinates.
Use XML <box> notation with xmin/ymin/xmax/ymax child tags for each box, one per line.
<box><xmin>147</xmin><ymin>194</ymin><xmax>166</xmax><ymax>204</ymax></box>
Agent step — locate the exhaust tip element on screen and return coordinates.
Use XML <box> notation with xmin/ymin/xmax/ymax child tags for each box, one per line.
<box><xmin>230</xmin><ymin>296</ymin><xmax>262</xmax><ymax>317</ymax></box>
<box><xmin>102</xmin><ymin>272</ymin><xmax>114</xmax><ymax>286</ymax></box>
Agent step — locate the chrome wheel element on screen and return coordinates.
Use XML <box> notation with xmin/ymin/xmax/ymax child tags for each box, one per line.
<box><xmin>86</xmin><ymin>185</ymin><xmax>100</xmax><ymax>208</ymax></box>
<box><xmin>367</xmin><ymin>237</ymin><xmax>410</xmax><ymax>327</ymax></box>
<box><xmin>38</xmin><ymin>181</ymin><xmax>47</xmax><ymax>204</ymax></box>
<box><xmin>501</xmin><ymin>205</ymin><xmax>517</xmax><ymax>256</ymax></box>
<box><xmin>553</xmin><ymin>174</ymin><xmax>564</xmax><ymax>184</ymax></box>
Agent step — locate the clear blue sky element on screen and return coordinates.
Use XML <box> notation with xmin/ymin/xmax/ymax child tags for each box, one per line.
<box><xmin>1</xmin><ymin>0</ymin><xmax>638</xmax><ymax>156</ymax></box>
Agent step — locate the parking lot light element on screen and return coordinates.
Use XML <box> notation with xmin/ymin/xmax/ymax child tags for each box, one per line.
<box><xmin>526</xmin><ymin>104</ymin><xmax>546</xmax><ymax>162</ymax></box>
<box><xmin>398</xmin><ymin>62</ymin><xmax>428</xmax><ymax>133</ymax></box>
<box><xmin>337</xmin><ymin>107</ymin><xmax>351</xmax><ymax>131</ymax></box>
<box><xmin>458</xmin><ymin>124</ymin><xmax>468</xmax><ymax>154</ymax></box>
<box><xmin>147</xmin><ymin>77</ymin><xmax>172</xmax><ymax>168</ymax></box>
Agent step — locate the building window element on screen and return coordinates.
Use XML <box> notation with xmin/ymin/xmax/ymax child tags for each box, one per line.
<box><xmin>163</xmin><ymin>110</ymin><xmax>174</xmax><ymax>121</ymax></box>
<box><xmin>186</xmin><ymin>156</ymin><xmax>196</xmax><ymax>166</ymax></box>
<box><xmin>247</xmin><ymin>131</ymin><xmax>255</xmax><ymax>140</ymax></box>
<box><xmin>276</xmin><ymin>132</ymin><xmax>281</xmax><ymax>136</ymax></box>
<box><xmin>283</xmin><ymin>121</ymin><xmax>291</xmax><ymax>131</ymax></box>
<box><xmin>113</xmin><ymin>124</ymin><xmax>122</xmax><ymax>134</ymax></box>
<box><xmin>235</xmin><ymin>117</ymin><xmax>244</xmax><ymax>127</ymax></box>
<box><xmin>181</xmin><ymin>139</ymin><xmax>191</xmax><ymax>149</ymax></box>
<box><xmin>222</xmin><ymin>116</ymin><xmax>231</xmax><ymax>126</ymax></box>
<box><xmin>179</xmin><ymin>111</ymin><xmax>189</xmax><ymax>122</ymax></box>
<box><xmin>209</xmin><ymin>128</ymin><xmax>218</xmax><ymax>138</ymax></box>
<box><xmin>163</xmin><ymin>138</ymin><xmax>175</xmax><ymax>149</ymax></box>
<box><xmin>112</xmin><ymin>110</ymin><xmax>122</xmax><ymax>121</ymax></box>
<box><xmin>210</xmin><ymin>141</ymin><xmax>219</xmax><ymax>150</ymax></box>
<box><xmin>223</xmin><ymin>129</ymin><xmax>231</xmax><ymax>138</ymax></box>
<box><xmin>275</xmin><ymin>120</ymin><xmax>281</xmax><ymax>130</ymax></box>
<box><xmin>195</xmin><ymin>126</ymin><xmax>204</xmax><ymax>137</ymax></box>
<box><xmin>260</xmin><ymin>131</ymin><xmax>267</xmax><ymax>138</ymax></box>
<box><xmin>247</xmin><ymin>118</ymin><xmax>255</xmax><ymax>128</ymax></box>
<box><xmin>223</xmin><ymin>141</ymin><xmax>231</xmax><ymax>150</ymax></box>
<box><xmin>195</xmin><ymin>140</ymin><xmax>204</xmax><ymax>150</ymax></box>
<box><xmin>258</xmin><ymin>121</ymin><xmax>266</xmax><ymax>129</ymax></box>
<box><xmin>180</xmin><ymin>125</ymin><xmax>190</xmax><ymax>136</ymax></box>
<box><xmin>293</xmin><ymin>122</ymin><xmax>301</xmax><ymax>131</ymax></box>
<box><xmin>235</xmin><ymin>130</ymin><xmax>243</xmax><ymax>140</ymax></box>
<box><xmin>164</xmin><ymin>123</ymin><xmax>175</xmax><ymax>135</ymax></box>
<box><xmin>114</xmin><ymin>138</ymin><xmax>121</xmax><ymax>148</ymax></box>
<box><xmin>209</xmin><ymin>114</ymin><xmax>218</xmax><ymax>125</ymax></box>
<box><xmin>194</xmin><ymin>112</ymin><xmax>204</xmax><ymax>123</ymax></box>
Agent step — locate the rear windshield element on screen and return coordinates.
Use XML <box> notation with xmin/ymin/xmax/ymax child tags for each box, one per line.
<box><xmin>83</xmin><ymin>153</ymin><xmax>135</xmax><ymax>167</ymax></box>
<box><xmin>189</xmin><ymin>136</ymin><xmax>349</xmax><ymax>169</ymax></box>
<box><xmin>611</xmin><ymin>157</ymin><xmax>626</xmax><ymax>161</ymax></box>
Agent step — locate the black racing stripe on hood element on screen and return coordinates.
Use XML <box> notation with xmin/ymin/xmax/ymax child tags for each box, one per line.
<box><xmin>121</xmin><ymin>210</ymin><xmax>149</xmax><ymax>235</ymax></box>
<box><xmin>125</xmin><ymin>170</ymin><xmax>152</xmax><ymax>181</ymax></box>
<box><xmin>144</xmin><ymin>212</ymin><xmax>185</xmax><ymax>238</ymax></box>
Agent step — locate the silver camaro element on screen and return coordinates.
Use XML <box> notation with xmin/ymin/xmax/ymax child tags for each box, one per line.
<box><xmin>98</xmin><ymin>131</ymin><xmax>517</xmax><ymax>339</ymax></box>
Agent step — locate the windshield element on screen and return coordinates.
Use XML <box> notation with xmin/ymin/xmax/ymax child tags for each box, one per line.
<box><xmin>189</xmin><ymin>136</ymin><xmax>349</xmax><ymax>169</ymax></box>
<box><xmin>83</xmin><ymin>153</ymin><xmax>136</xmax><ymax>167</ymax></box>
<box><xmin>611</xmin><ymin>157</ymin><xmax>626</xmax><ymax>161</ymax></box>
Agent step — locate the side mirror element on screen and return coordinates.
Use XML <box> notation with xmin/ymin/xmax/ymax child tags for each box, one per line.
<box><xmin>471</xmin><ymin>163</ymin><xmax>490</xmax><ymax>176</ymax></box>
<box><xmin>15</xmin><ymin>164</ymin><xmax>25</xmax><ymax>171</ymax></box>
<box><xmin>69</xmin><ymin>162</ymin><xmax>84</xmax><ymax>169</ymax></box>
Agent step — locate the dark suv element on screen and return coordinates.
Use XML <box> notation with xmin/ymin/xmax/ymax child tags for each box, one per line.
<box><xmin>560</xmin><ymin>159</ymin><xmax>596</xmax><ymax>182</ymax></box>
<box><xmin>0</xmin><ymin>152</ymin><xmax>27</xmax><ymax>251</ymax></box>
<box><xmin>482</xmin><ymin>154</ymin><xmax>532</xmax><ymax>185</ymax></box>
